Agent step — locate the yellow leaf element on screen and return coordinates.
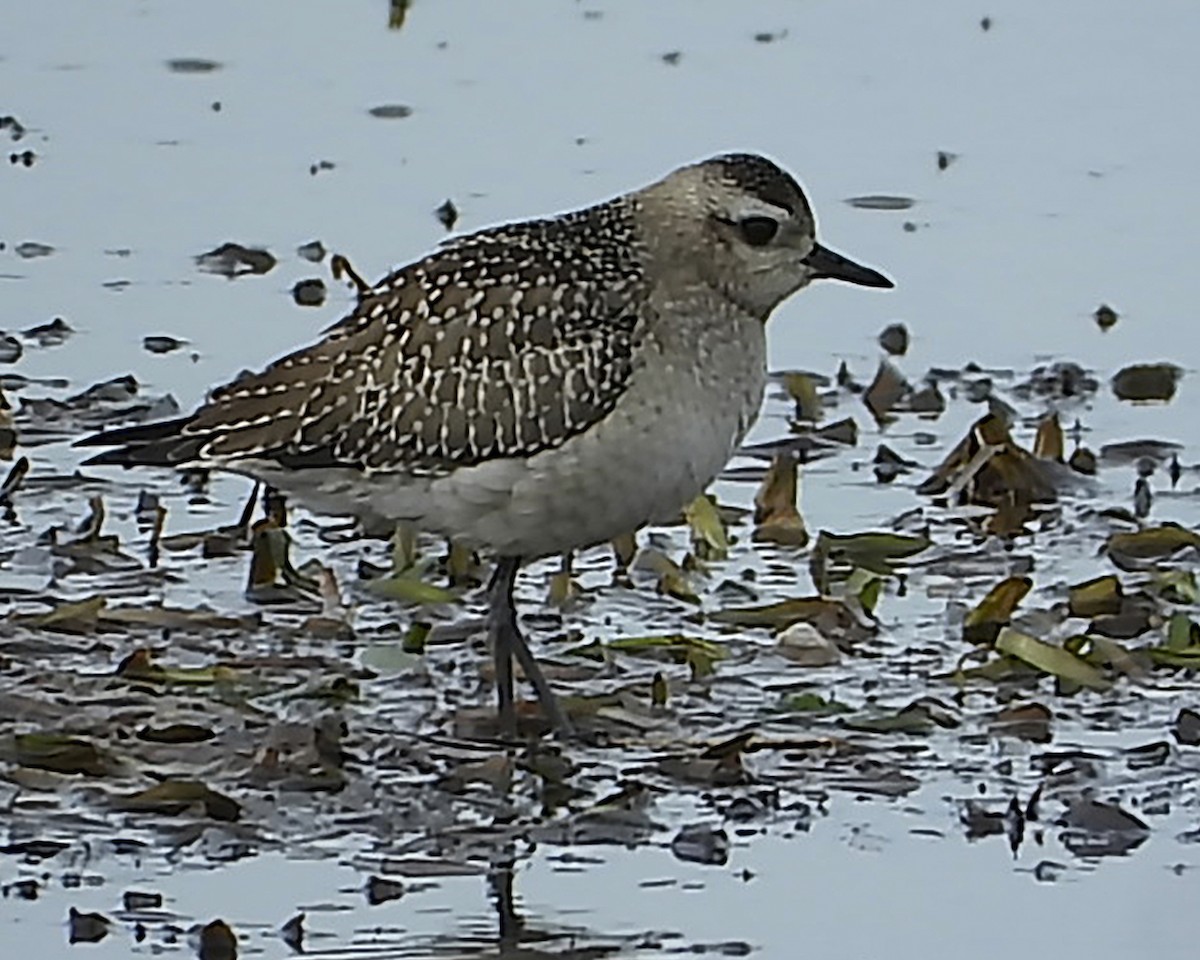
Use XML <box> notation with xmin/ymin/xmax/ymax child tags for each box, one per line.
<box><xmin>1067</xmin><ymin>575</ymin><xmax>1124</xmax><ymax>618</ymax></box>
<box><xmin>684</xmin><ymin>494</ymin><xmax>729</xmax><ymax>560</ymax></box>
<box><xmin>963</xmin><ymin>576</ymin><xmax>1032</xmax><ymax>644</ymax></box>
<box><xmin>994</xmin><ymin>627</ymin><xmax>1110</xmax><ymax>690</ymax></box>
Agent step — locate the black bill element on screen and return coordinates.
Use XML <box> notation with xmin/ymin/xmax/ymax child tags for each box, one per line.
<box><xmin>803</xmin><ymin>243</ymin><xmax>893</xmax><ymax>288</ymax></box>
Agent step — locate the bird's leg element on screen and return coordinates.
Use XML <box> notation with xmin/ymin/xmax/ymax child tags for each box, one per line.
<box><xmin>487</xmin><ymin>559</ymin><xmax>518</xmax><ymax>736</ymax></box>
<box><xmin>488</xmin><ymin>557</ymin><xmax>573</xmax><ymax>738</ymax></box>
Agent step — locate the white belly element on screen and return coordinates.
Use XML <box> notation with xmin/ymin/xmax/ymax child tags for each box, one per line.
<box><xmin>243</xmin><ymin>305</ymin><xmax>768</xmax><ymax>558</ymax></box>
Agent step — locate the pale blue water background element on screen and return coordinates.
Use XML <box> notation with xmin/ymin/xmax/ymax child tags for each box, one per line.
<box><xmin>4</xmin><ymin>1</ymin><xmax>1200</xmax><ymax>956</ymax></box>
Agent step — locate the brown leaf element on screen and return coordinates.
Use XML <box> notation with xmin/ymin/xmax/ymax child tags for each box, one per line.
<box><xmin>990</xmin><ymin>702</ymin><xmax>1052</xmax><ymax>742</ymax></box>
<box><xmin>864</xmin><ymin>360</ymin><xmax>908</xmax><ymax>422</ymax></box>
<box><xmin>1033</xmin><ymin>412</ymin><xmax>1064</xmax><ymax>462</ymax></box>
<box><xmin>753</xmin><ymin>455</ymin><xmax>808</xmax><ymax>547</ymax></box>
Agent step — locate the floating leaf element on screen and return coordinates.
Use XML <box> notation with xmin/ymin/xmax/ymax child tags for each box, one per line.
<box><xmin>817</xmin><ymin>530</ymin><xmax>931</xmax><ymax>576</ymax></box>
<box><xmin>19</xmin><ymin>596</ymin><xmax>107</xmax><ymax>634</ymax></box>
<box><xmin>651</xmin><ymin>671</ymin><xmax>668</xmax><ymax>707</ymax></box>
<box><xmin>1033</xmin><ymin>412</ymin><xmax>1064</xmax><ymax>462</ymax></box>
<box><xmin>684</xmin><ymin>493</ymin><xmax>729</xmax><ymax>560</ymax></box>
<box><xmin>712</xmin><ymin>596</ymin><xmax>873</xmax><ymax>643</ymax></box>
<box><xmin>195</xmin><ymin>241</ymin><xmax>275</xmax><ymax>278</ymax></box>
<box><xmin>635</xmin><ymin>549</ymin><xmax>700</xmax><ymax>603</ymax></box>
<box><xmin>918</xmin><ymin>412</ymin><xmax>1057</xmax><ymax>511</ymax></box>
<box><xmin>117</xmin><ymin>781</ymin><xmax>241</xmax><ymax>822</ymax></box>
<box><xmin>609</xmin><ymin>635</ymin><xmax>727</xmax><ymax>676</ymax></box>
<box><xmin>546</xmin><ymin>569</ymin><xmax>582</xmax><ymax>608</ymax></box>
<box><xmin>136</xmin><ymin>723</ymin><xmax>216</xmax><ymax>744</ymax></box>
<box><xmin>365</xmin><ymin>574</ymin><xmax>458</xmax><ymax>605</ymax></box>
<box><xmin>1173</xmin><ymin>708</ymin><xmax>1200</xmax><ymax>746</ymax></box>
<box><xmin>197</xmin><ymin>919</ymin><xmax>238</xmax><ymax>960</ymax></box>
<box><xmin>752</xmin><ymin>455</ymin><xmax>808</xmax><ymax>547</ymax></box>
<box><xmin>1083</xmin><ymin>635</ymin><xmax>1148</xmax><ymax>678</ymax></box>
<box><xmin>1106</xmin><ymin>524</ymin><xmax>1200</xmax><ymax>566</ymax></box>
<box><xmin>963</xmin><ymin>576</ymin><xmax>1032</xmax><ymax>644</ymax></box>
<box><xmin>1147</xmin><ymin>568</ymin><xmax>1199</xmax><ymax>604</ymax></box>
<box><xmin>116</xmin><ymin>649</ymin><xmax>234</xmax><ymax>686</ymax></box>
<box><xmin>779</xmin><ymin>371</ymin><xmax>823</xmax><ymax>421</ymax></box>
<box><xmin>1068</xmin><ymin>575</ymin><xmax>1124</xmax><ymax>618</ymax></box>
<box><xmin>779</xmin><ymin>692</ymin><xmax>853</xmax><ymax>714</ymax></box>
<box><xmin>846</xmin><ymin>568</ymin><xmax>884</xmax><ymax>614</ymax></box>
<box><xmin>990</xmin><ymin>702</ymin><xmax>1052</xmax><ymax>742</ymax></box>
<box><xmin>845</xmin><ymin>194</ymin><xmax>915</xmax><ymax>211</ymax></box>
<box><xmin>14</xmin><ymin>733</ymin><xmax>111</xmax><ymax>777</ymax></box>
<box><xmin>1149</xmin><ymin>614</ymin><xmax>1200</xmax><ymax>668</ymax></box>
<box><xmin>864</xmin><ymin>360</ymin><xmax>908</xmax><ymax>422</ymax></box>
<box><xmin>994</xmin><ymin>627</ymin><xmax>1110</xmax><ymax>690</ymax></box>
<box><xmin>611</xmin><ymin>531</ymin><xmax>638</xmax><ymax>569</ymax></box>
<box><xmin>1167</xmin><ymin>612</ymin><xmax>1199</xmax><ymax>652</ymax></box>
<box><xmin>816</xmin><ymin>417</ymin><xmax>858</xmax><ymax>445</ymax></box>
<box><xmin>68</xmin><ymin>908</ymin><xmax>110</xmax><ymax>944</ymax></box>
<box><xmin>845</xmin><ymin>699</ymin><xmax>958</xmax><ymax>734</ymax></box>
<box><xmin>1088</xmin><ymin>592</ymin><xmax>1157</xmax><ymax>639</ymax></box>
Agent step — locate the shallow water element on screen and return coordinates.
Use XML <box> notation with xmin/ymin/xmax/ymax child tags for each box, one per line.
<box><xmin>5</xmin><ymin>1</ymin><xmax>1200</xmax><ymax>957</ymax></box>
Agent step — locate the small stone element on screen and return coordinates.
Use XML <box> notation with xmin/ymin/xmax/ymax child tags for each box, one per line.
<box><xmin>1069</xmin><ymin>447</ymin><xmax>1097</xmax><ymax>475</ymax></box>
<box><xmin>776</xmin><ymin>622</ymin><xmax>841</xmax><ymax>667</ymax></box>
<box><xmin>878</xmin><ymin>322</ymin><xmax>909</xmax><ymax>356</ymax></box>
<box><xmin>292</xmin><ymin>278</ymin><xmax>327</xmax><ymax>307</ymax></box>
<box><xmin>143</xmin><ymin>335</ymin><xmax>186</xmax><ymax>354</ymax></box>
<box><xmin>296</xmin><ymin>240</ymin><xmax>326</xmax><ymax>263</ymax></box>
<box><xmin>1112</xmin><ymin>363</ymin><xmax>1181</xmax><ymax>402</ymax></box>
<box><xmin>0</xmin><ymin>335</ymin><xmax>22</xmax><ymax>364</ymax></box>
<box><xmin>196</xmin><ymin>242</ymin><xmax>276</xmax><ymax>277</ymax></box>
<box><xmin>435</xmin><ymin>199</ymin><xmax>458</xmax><ymax>231</ymax></box>
<box><xmin>1094</xmin><ymin>303</ymin><xmax>1119</xmax><ymax>331</ymax></box>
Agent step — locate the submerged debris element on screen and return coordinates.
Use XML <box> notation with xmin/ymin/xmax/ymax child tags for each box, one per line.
<box><xmin>937</xmin><ymin>150</ymin><xmax>958</xmax><ymax>171</ymax></box>
<box><xmin>296</xmin><ymin>239</ymin><xmax>327</xmax><ymax>263</ymax></box>
<box><xmin>142</xmin><ymin>334</ymin><xmax>186</xmax><ymax>354</ymax></box>
<box><xmin>165</xmin><ymin>57</ymin><xmax>222</xmax><ymax>73</ymax></box>
<box><xmin>292</xmin><ymin>277</ymin><xmax>327</xmax><ymax>307</ymax></box>
<box><xmin>0</xmin><ymin>335</ymin><xmax>22</xmax><ymax>364</ymax></box>
<box><xmin>22</xmin><ymin>316</ymin><xmax>72</xmax><ymax>347</ymax></box>
<box><xmin>368</xmin><ymin>104</ymin><xmax>413</xmax><ymax>119</ymax></box>
<box><xmin>1112</xmin><ymin>363</ymin><xmax>1181</xmax><ymax>402</ymax></box>
<box><xmin>844</xmin><ymin>195</ymin><xmax>915</xmax><ymax>211</ymax></box>
<box><xmin>196</xmin><ymin>242</ymin><xmax>277</xmax><ymax>278</ymax></box>
<box><xmin>1094</xmin><ymin>303</ymin><xmax>1119</xmax><ymax>331</ymax></box>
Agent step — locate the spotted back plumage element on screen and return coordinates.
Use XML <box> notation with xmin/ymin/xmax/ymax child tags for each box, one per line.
<box><xmin>81</xmin><ymin>153</ymin><xmax>892</xmax><ymax>485</ymax></box>
<box><xmin>124</xmin><ymin>200</ymin><xmax>650</xmax><ymax>474</ymax></box>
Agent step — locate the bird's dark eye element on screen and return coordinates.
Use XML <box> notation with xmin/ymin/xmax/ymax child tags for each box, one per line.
<box><xmin>738</xmin><ymin>216</ymin><xmax>779</xmax><ymax>247</ymax></box>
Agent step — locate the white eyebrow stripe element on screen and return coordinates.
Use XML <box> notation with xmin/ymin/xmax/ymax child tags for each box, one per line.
<box><xmin>729</xmin><ymin>198</ymin><xmax>793</xmax><ymax>221</ymax></box>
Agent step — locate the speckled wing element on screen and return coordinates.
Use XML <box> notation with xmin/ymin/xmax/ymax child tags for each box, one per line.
<box><xmin>83</xmin><ymin>206</ymin><xmax>650</xmax><ymax>474</ymax></box>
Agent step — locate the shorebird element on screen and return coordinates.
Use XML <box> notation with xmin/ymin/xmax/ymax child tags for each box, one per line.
<box><xmin>79</xmin><ymin>153</ymin><xmax>891</xmax><ymax>737</ymax></box>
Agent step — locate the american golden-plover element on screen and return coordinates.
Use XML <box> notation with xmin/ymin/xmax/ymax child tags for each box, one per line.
<box><xmin>81</xmin><ymin>153</ymin><xmax>892</xmax><ymax>736</ymax></box>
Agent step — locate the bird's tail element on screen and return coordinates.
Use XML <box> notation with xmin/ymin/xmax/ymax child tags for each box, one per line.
<box><xmin>75</xmin><ymin>416</ymin><xmax>207</xmax><ymax>467</ymax></box>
